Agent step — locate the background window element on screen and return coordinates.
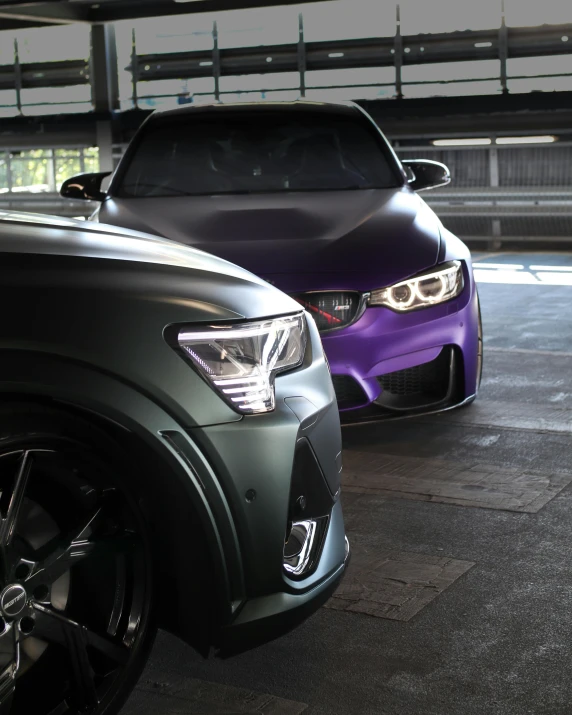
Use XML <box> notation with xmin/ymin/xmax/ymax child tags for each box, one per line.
<box><xmin>306</xmin><ymin>67</ymin><xmax>395</xmax><ymax>88</ymax></box>
<box><xmin>402</xmin><ymin>60</ymin><xmax>501</xmax><ymax>84</ymax></box>
<box><xmin>302</xmin><ymin>1</ymin><xmax>396</xmax><ymax>41</ymax></box>
<box><xmin>403</xmin><ymin>80</ymin><xmax>502</xmax><ymax>98</ymax></box>
<box><xmin>9</xmin><ymin>150</ymin><xmax>51</xmax><ymax>192</ymax></box>
<box><xmin>216</xmin><ymin>5</ymin><xmax>300</xmax><ymax>48</ymax></box>
<box><xmin>14</xmin><ymin>25</ymin><xmax>90</xmax><ymax>63</ymax></box>
<box><xmin>400</xmin><ymin>0</ymin><xmax>501</xmax><ymax>34</ymax></box>
<box><xmin>504</xmin><ymin>0</ymin><xmax>572</xmax><ymax>27</ymax></box>
<box><xmin>220</xmin><ymin>73</ymin><xmax>299</xmax><ymax>92</ymax></box>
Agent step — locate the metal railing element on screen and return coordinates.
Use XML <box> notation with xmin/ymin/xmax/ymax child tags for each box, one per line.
<box><xmin>127</xmin><ymin>20</ymin><xmax>572</xmax><ymax>107</ymax></box>
<box><xmin>0</xmin><ymin>4</ymin><xmax>571</xmax><ymax>114</ymax></box>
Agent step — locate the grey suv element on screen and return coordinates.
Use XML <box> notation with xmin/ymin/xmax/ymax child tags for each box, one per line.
<box><xmin>0</xmin><ymin>211</ymin><xmax>348</xmax><ymax>715</ymax></box>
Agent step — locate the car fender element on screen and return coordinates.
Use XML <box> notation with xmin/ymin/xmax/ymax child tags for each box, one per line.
<box><xmin>0</xmin><ymin>349</ymin><xmax>245</xmax><ymax>654</ymax></box>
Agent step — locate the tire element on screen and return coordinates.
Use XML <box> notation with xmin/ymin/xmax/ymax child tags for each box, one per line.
<box><xmin>0</xmin><ymin>404</ymin><xmax>156</xmax><ymax>715</ymax></box>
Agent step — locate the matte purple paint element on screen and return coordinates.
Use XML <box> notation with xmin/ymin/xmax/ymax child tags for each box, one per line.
<box><xmin>99</xmin><ymin>186</ymin><xmax>480</xmax><ymax>412</ymax></box>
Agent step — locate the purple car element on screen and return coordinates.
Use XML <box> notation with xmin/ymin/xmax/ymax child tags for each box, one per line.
<box><xmin>62</xmin><ymin>100</ymin><xmax>483</xmax><ymax>422</ymax></box>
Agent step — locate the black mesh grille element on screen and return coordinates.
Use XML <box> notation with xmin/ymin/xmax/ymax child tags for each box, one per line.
<box><xmin>376</xmin><ymin>348</ymin><xmax>452</xmax><ymax>408</ymax></box>
<box><xmin>331</xmin><ymin>375</ymin><xmax>367</xmax><ymax>409</ymax></box>
<box><xmin>292</xmin><ymin>292</ymin><xmax>360</xmax><ymax>332</ymax></box>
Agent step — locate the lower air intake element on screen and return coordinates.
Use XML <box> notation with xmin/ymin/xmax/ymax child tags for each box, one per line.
<box><xmin>331</xmin><ymin>375</ymin><xmax>368</xmax><ymax>410</ymax></box>
<box><xmin>375</xmin><ymin>346</ymin><xmax>455</xmax><ymax>411</ymax></box>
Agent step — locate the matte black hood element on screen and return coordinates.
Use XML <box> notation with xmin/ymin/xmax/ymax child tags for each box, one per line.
<box><xmin>98</xmin><ymin>187</ymin><xmax>442</xmax><ymax>290</ymax></box>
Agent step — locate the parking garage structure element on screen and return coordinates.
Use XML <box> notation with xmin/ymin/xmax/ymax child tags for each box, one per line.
<box><xmin>1</xmin><ymin>1</ymin><xmax>572</xmax><ymax>713</ymax></box>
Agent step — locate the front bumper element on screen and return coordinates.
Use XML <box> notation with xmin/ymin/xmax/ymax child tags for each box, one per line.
<box><xmin>218</xmin><ymin>523</ymin><xmax>350</xmax><ymax>657</ymax></box>
<box><xmin>321</xmin><ymin>275</ymin><xmax>480</xmax><ymax>419</ymax></box>
<box><xmin>183</xmin><ymin>312</ymin><xmax>348</xmax><ymax>652</ymax></box>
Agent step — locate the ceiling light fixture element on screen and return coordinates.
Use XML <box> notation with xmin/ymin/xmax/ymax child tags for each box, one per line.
<box><xmin>432</xmin><ymin>138</ymin><xmax>492</xmax><ymax>146</ymax></box>
<box><xmin>496</xmin><ymin>135</ymin><xmax>557</xmax><ymax>144</ymax></box>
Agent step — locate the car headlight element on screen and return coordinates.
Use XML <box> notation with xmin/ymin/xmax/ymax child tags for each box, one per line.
<box><xmin>369</xmin><ymin>260</ymin><xmax>463</xmax><ymax>312</ymax></box>
<box><xmin>178</xmin><ymin>313</ymin><xmax>306</xmax><ymax>414</ymax></box>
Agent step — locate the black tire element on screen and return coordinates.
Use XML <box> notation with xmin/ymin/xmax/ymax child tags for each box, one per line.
<box><xmin>0</xmin><ymin>404</ymin><xmax>156</xmax><ymax>715</ymax></box>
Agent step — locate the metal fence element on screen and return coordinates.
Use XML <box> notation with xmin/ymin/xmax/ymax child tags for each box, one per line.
<box><xmin>395</xmin><ymin>142</ymin><xmax>572</xmax><ymax>243</ymax></box>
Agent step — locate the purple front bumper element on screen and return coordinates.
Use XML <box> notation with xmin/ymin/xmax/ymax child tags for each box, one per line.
<box><xmin>320</xmin><ymin>266</ymin><xmax>480</xmax><ymax>415</ymax></box>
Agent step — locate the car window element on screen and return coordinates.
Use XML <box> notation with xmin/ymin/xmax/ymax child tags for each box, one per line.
<box><xmin>114</xmin><ymin>110</ymin><xmax>401</xmax><ymax>197</ymax></box>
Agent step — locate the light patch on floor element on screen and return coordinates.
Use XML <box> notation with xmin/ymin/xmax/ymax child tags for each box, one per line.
<box><xmin>486</xmin><ymin>346</ymin><xmax>572</xmax><ymax>359</ymax></box>
<box><xmin>122</xmin><ymin>677</ymin><xmax>308</xmax><ymax>714</ymax></box>
<box><xmin>325</xmin><ymin>542</ymin><xmax>474</xmax><ymax>621</ymax></box>
<box><xmin>341</xmin><ymin>451</ymin><xmax>572</xmax><ymax>513</ymax></box>
<box><xmin>460</xmin><ymin>433</ymin><xmax>500</xmax><ymax>447</ymax></box>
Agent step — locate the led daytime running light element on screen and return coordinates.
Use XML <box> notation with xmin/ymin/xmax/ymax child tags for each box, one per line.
<box><xmin>177</xmin><ymin>313</ymin><xmax>306</xmax><ymax>414</ymax></box>
<box><xmin>369</xmin><ymin>261</ymin><xmax>463</xmax><ymax>312</ymax></box>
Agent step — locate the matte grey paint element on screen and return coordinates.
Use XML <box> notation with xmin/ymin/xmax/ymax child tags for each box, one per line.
<box><xmin>0</xmin><ymin>211</ymin><xmax>347</xmax><ymax>654</ymax></box>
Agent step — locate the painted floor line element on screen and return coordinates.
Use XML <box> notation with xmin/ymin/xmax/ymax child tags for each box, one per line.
<box><xmin>485</xmin><ymin>346</ymin><xmax>572</xmax><ymax>358</ymax></box>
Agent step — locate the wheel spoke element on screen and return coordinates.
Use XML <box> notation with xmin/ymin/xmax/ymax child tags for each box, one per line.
<box><xmin>26</xmin><ymin>529</ymin><xmax>137</xmax><ymax>593</ymax></box>
<box><xmin>63</xmin><ymin>620</ymin><xmax>98</xmax><ymax>711</ymax></box>
<box><xmin>0</xmin><ymin>666</ymin><xmax>16</xmax><ymax>715</ymax></box>
<box><xmin>0</xmin><ymin>630</ymin><xmax>19</xmax><ymax>714</ymax></box>
<box><xmin>107</xmin><ymin>556</ymin><xmax>126</xmax><ymax>638</ymax></box>
<box><xmin>24</xmin><ymin>499</ymin><xmax>137</xmax><ymax>592</ymax></box>
<box><xmin>32</xmin><ymin>604</ymin><xmax>129</xmax><ymax>665</ymax></box>
<box><xmin>0</xmin><ymin>452</ymin><xmax>33</xmax><ymax>578</ymax></box>
<box><xmin>33</xmin><ymin>604</ymin><xmax>98</xmax><ymax>711</ymax></box>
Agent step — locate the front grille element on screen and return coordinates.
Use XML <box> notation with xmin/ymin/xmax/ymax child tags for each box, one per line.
<box><xmin>331</xmin><ymin>375</ymin><xmax>368</xmax><ymax>409</ymax></box>
<box><xmin>292</xmin><ymin>291</ymin><xmax>361</xmax><ymax>332</ymax></box>
<box><xmin>375</xmin><ymin>347</ymin><xmax>453</xmax><ymax>410</ymax></box>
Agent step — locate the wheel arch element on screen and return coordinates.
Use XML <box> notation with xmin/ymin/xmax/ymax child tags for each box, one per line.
<box><xmin>0</xmin><ymin>351</ymin><xmax>243</xmax><ymax>656</ymax></box>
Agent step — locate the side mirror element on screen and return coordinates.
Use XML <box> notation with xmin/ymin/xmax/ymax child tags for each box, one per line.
<box><xmin>60</xmin><ymin>172</ymin><xmax>112</xmax><ymax>201</ymax></box>
<box><xmin>401</xmin><ymin>159</ymin><xmax>450</xmax><ymax>191</ymax></box>
<box><xmin>403</xmin><ymin>164</ymin><xmax>416</xmax><ymax>183</ymax></box>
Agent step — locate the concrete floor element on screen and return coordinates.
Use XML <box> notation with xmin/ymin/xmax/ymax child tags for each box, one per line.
<box><xmin>122</xmin><ymin>252</ymin><xmax>572</xmax><ymax>715</ymax></box>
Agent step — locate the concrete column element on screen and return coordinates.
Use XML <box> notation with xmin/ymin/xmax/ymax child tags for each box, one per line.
<box><xmin>298</xmin><ymin>13</ymin><xmax>306</xmax><ymax>98</ymax></box>
<box><xmin>489</xmin><ymin>146</ymin><xmax>499</xmax><ymax>187</ymax></box>
<box><xmin>96</xmin><ymin>120</ymin><xmax>114</xmax><ymax>173</ymax></box>
<box><xmin>394</xmin><ymin>4</ymin><xmax>403</xmax><ymax>99</ymax></box>
<box><xmin>90</xmin><ymin>23</ymin><xmax>119</xmax><ymax>114</ymax></box>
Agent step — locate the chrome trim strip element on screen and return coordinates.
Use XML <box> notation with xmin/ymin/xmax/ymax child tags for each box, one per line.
<box><xmin>283</xmin><ymin>520</ymin><xmax>318</xmax><ymax>577</ymax></box>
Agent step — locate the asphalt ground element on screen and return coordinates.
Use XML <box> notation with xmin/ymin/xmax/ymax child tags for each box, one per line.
<box><xmin>122</xmin><ymin>252</ymin><xmax>572</xmax><ymax>715</ymax></box>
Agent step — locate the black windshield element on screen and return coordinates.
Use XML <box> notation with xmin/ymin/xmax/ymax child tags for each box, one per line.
<box><xmin>115</xmin><ymin>110</ymin><xmax>401</xmax><ymax>198</ymax></box>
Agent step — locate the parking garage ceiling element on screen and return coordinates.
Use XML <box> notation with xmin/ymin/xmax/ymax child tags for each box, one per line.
<box><xmin>0</xmin><ymin>0</ymin><xmax>328</xmax><ymax>29</ymax></box>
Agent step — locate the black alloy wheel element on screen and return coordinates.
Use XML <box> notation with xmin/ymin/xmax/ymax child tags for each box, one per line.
<box><xmin>0</xmin><ymin>407</ymin><xmax>155</xmax><ymax>715</ymax></box>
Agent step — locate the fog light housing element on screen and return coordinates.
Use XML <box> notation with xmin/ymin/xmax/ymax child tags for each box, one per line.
<box><xmin>283</xmin><ymin>517</ymin><xmax>328</xmax><ymax>578</ymax></box>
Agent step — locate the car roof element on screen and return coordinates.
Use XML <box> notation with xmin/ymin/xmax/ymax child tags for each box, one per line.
<box><xmin>150</xmin><ymin>98</ymin><xmax>364</xmax><ymax>121</ymax></box>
